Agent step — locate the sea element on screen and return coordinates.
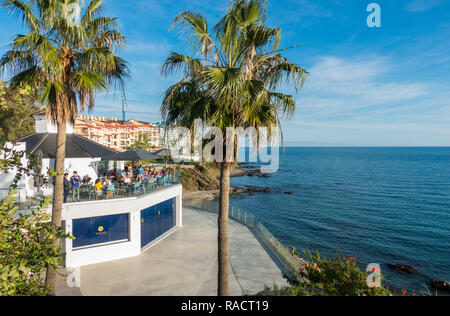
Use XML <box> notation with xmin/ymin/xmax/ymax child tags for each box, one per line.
<box><xmin>230</xmin><ymin>147</ymin><xmax>450</xmax><ymax>294</ymax></box>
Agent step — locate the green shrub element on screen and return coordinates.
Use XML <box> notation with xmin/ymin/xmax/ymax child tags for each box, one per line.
<box><xmin>263</xmin><ymin>250</ymin><xmax>394</xmax><ymax>296</ymax></box>
<box><xmin>0</xmin><ymin>147</ymin><xmax>71</xmax><ymax>296</ymax></box>
<box><xmin>0</xmin><ymin>192</ymin><xmax>71</xmax><ymax>296</ymax></box>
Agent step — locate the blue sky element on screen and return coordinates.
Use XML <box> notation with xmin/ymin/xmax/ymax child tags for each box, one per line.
<box><xmin>1</xmin><ymin>0</ymin><xmax>449</xmax><ymax>146</ymax></box>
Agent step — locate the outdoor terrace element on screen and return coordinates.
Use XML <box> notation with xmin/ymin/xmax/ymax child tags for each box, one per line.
<box><xmin>63</xmin><ymin>172</ymin><xmax>182</xmax><ymax>204</ymax></box>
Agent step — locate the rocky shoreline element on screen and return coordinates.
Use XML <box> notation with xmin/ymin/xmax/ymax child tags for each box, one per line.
<box><xmin>181</xmin><ymin>163</ymin><xmax>287</xmax><ymax>204</ymax></box>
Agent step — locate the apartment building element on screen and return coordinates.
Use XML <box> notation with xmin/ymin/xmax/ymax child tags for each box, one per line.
<box><xmin>74</xmin><ymin>115</ymin><xmax>160</xmax><ymax>152</ymax></box>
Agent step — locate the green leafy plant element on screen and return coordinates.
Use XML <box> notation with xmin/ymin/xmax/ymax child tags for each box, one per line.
<box><xmin>0</xmin><ymin>192</ymin><xmax>70</xmax><ymax>296</ymax></box>
<box><xmin>0</xmin><ymin>80</ymin><xmax>41</xmax><ymax>147</ymax></box>
<box><xmin>0</xmin><ymin>147</ymin><xmax>71</xmax><ymax>296</ymax></box>
<box><xmin>263</xmin><ymin>250</ymin><xmax>394</xmax><ymax>296</ymax></box>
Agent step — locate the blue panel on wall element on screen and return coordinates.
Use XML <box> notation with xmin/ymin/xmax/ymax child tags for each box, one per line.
<box><xmin>141</xmin><ymin>198</ymin><xmax>177</xmax><ymax>249</ymax></box>
<box><xmin>171</xmin><ymin>198</ymin><xmax>176</xmax><ymax>228</ymax></box>
<box><xmin>156</xmin><ymin>203</ymin><xmax>163</xmax><ymax>238</ymax></box>
<box><xmin>73</xmin><ymin>214</ymin><xmax>129</xmax><ymax>249</ymax></box>
<box><xmin>109</xmin><ymin>213</ymin><xmax>129</xmax><ymax>242</ymax></box>
<box><xmin>72</xmin><ymin>218</ymin><xmax>92</xmax><ymax>248</ymax></box>
<box><xmin>148</xmin><ymin>206</ymin><xmax>157</xmax><ymax>242</ymax></box>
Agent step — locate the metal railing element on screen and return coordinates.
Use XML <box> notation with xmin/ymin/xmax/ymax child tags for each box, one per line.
<box><xmin>183</xmin><ymin>199</ymin><xmax>302</xmax><ymax>277</ymax></box>
<box><xmin>63</xmin><ymin>172</ymin><xmax>182</xmax><ymax>204</ymax></box>
<box><xmin>0</xmin><ymin>187</ymin><xmax>25</xmax><ymax>204</ymax></box>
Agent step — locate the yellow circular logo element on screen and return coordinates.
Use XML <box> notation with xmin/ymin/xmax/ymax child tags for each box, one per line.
<box><xmin>98</xmin><ymin>226</ymin><xmax>104</xmax><ymax>232</ymax></box>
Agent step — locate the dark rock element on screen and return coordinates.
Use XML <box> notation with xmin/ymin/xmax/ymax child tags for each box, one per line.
<box><xmin>388</xmin><ymin>264</ymin><xmax>415</xmax><ymax>274</ymax></box>
<box><xmin>246</xmin><ymin>186</ymin><xmax>271</xmax><ymax>193</ymax></box>
<box><xmin>284</xmin><ymin>192</ymin><xmax>293</xmax><ymax>195</ymax></box>
<box><xmin>431</xmin><ymin>279</ymin><xmax>450</xmax><ymax>292</ymax></box>
<box><xmin>258</xmin><ymin>174</ymin><xmax>271</xmax><ymax>178</ymax></box>
<box><xmin>247</xmin><ymin>173</ymin><xmax>254</xmax><ymax>177</ymax></box>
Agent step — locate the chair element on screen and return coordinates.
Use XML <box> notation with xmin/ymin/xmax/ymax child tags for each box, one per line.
<box><xmin>90</xmin><ymin>187</ymin><xmax>103</xmax><ymax>200</ymax></box>
<box><xmin>134</xmin><ymin>182</ymin><xmax>145</xmax><ymax>195</ymax></box>
<box><xmin>116</xmin><ymin>183</ymin><xmax>127</xmax><ymax>197</ymax></box>
<box><xmin>146</xmin><ymin>178</ymin><xmax>156</xmax><ymax>191</ymax></box>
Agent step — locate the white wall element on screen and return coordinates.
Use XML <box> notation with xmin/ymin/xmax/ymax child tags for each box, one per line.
<box><xmin>61</xmin><ymin>184</ymin><xmax>183</xmax><ymax>268</ymax></box>
<box><xmin>0</xmin><ymin>143</ymin><xmax>28</xmax><ymax>201</ymax></box>
<box><xmin>34</xmin><ymin>113</ymin><xmax>73</xmax><ymax>134</ymax></box>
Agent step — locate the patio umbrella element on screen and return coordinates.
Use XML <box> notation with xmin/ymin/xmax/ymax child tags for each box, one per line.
<box><xmin>152</xmin><ymin>149</ymin><xmax>173</xmax><ymax>167</ymax></box>
<box><xmin>153</xmin><ymin>149</ymin><xmax>172</xmax><ymax>158</ymax></box>
<box><xmin>102</xmin><ymin>149</ymin><xmax>159</xmax><ymax>161</ymax></box>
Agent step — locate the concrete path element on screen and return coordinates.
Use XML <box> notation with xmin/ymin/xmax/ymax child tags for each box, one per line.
<box><xmin>79</xmin><ymin>208</ymin><xmax>288</xmax><ymax>296</ymax></box>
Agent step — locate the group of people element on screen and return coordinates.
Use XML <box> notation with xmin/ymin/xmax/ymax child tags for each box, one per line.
<box><xmin>63</xmin><ymin>166</ymin><xmax>172</xmax><ymax>203</ymax></box>
<box><xmin>63</xmin><ymin>171</ymin><xmax>92</xmax><ymax>203</ymax></box>
<box><xmin>117</xmin><ymin>165</ymin><xmax>170</xmax><ymax>185</ymax></box>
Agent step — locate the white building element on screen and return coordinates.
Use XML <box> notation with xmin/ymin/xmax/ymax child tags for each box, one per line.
<box><xmin>0</xmin><ymin>112</ymin><xmax>119</xmax><ymax>201</ymax></box>
<box><xmin>0</xmin><ymin>113</ymin><xmax>183</xmax><ymax>268</ymax></box>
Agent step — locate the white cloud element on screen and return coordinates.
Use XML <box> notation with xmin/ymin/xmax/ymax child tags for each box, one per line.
<box><xmin>285</xmin><ymin>54</ymin><xmax>450</xmax><ymax>145</ymax></box>
<box><xmin>298</xmin><ymin>56</ymin><xmax>429</xmax><ymax>119</ymax></box>
<box><xmin>404</xmin><ymin>0</ymin><xmax>442</xmax><ymax>12</ymax></box>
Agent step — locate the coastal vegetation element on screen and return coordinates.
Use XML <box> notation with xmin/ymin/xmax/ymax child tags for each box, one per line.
<box><xmin>161</xmin><ymin>0</ymin><xmax>307</xmax><ymax>295</ymax></box>
<box><xmin>0</xmin><ymin>80</ymin><xmax>40</xmax><ymax>147</ymax></box>
<box><xmin>0</xmin><ymin>148</ymin><xmax>70</xmax><ymax>296</ymax></box>
<box><xmin>264</xmin><ymin>251</ymin><xmax>395</xmax><ymax>296</ymax></box>
<box><xmin>0</xmin><ymin>0</ymin><xmax>129</xmax><ymax>294</ymax></box>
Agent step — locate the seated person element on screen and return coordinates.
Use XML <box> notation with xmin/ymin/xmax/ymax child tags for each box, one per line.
<box><xmin>94</xmin><ymin>179</ymin><xmax>103</xmax><ymax>192</ymax></box>
<box><xmin>103</xmin><ymin>177</ymin><xmax>112</xmax><ymax>188</ymax></box>
<box><xmin>118</xmin><ymin>176</ymin><xmax>125</xmax><ymax>184</ymax></box>
<box><xmin>82</xmin><ymin>175</ymin><xmax>92</xmax><ymax>184</ymax></box>
<box><xmin>124</xmin><ymin>175</ymin><xmax>132</xmax><ymax>184</ymax></box>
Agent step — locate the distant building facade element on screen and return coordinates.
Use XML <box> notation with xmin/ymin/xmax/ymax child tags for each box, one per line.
<box><xmin>73</xmin><ymin>115</ymin><xmax>160</xmax><ymax>152</ymax></box>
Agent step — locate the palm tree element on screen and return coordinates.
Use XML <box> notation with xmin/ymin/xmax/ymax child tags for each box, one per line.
<box><xmin>161</xmin><ymin>0</ymin><xmax>307</xmax><ymax>295</ymax></box>
<box><xmin>1</xmin><ymin>0</ymin><xmax>129</xmax><ymax>294</ymax></box>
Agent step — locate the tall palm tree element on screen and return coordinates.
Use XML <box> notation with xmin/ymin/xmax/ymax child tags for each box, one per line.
<box><xmin>161</xmin><ymin>0</ymin><xmax>308</xmax><ymax>295</ymax></box>
<box><xmin>1</xmin><ymin>0</ymin><xmax>129</xmax><ymax>294</ymax></box>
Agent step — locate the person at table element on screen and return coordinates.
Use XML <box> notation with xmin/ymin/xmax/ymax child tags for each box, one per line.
<box><xmin>103</xmin><ymin>177</ymin><xmax>112</xmax><ymax>188</ymax></box>
<box><xmin>93</xmin><ymin>179</ymin><xmax>103</xmax><ymax>199</ymax></box>
<box><xmin>138</xmin><ymin>165</ymin><xmax>144</xmax><ymax>176</ymax></box>
<box><xmin>94</xmin><ymin>179</ymin><xmax>103</xmax><ymax>191</ymax></box>
<box><xmin>71</xmin><ymin>171</ymin><xmax>81</xmax><ymax>202</ymax></box>
<box><xmin>118</xmin><ymin>176</ymin><xmax>125</xmax><ymax>184</ymax></box>
<box><xmin>82</xmin><ymin>174</ymin><xmax>92</xmax><ymax>185</ymax></box>
<box><xmin>124</xmin><ymin>174</ymin><xmax>132</xmax><ymax>184</ymax></box>
<box><xmin>161</xmin><ymin>167</ymin><xmax>167</xmax><ymax>175</ymax></box>
<box><xmin>63</xmin><ymin>173</ymin><xmax>71</xmax><ymax>203</ymax></box>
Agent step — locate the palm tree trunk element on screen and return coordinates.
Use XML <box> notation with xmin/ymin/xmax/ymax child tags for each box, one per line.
<box><xmin>218</xmin><ymin>161</ymin><xmax>230</xmax><ymax>296</ymax></box>
<box><xmin>45</xmin><ymin>118</ymin><xmax>67</xmax><ymax>296</ymax></box>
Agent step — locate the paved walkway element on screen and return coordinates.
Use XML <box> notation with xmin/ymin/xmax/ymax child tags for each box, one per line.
<box><xmin>79</xmin><ymin>208</ymin><xmax>288</xmax><ymax>296</ymax></box>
